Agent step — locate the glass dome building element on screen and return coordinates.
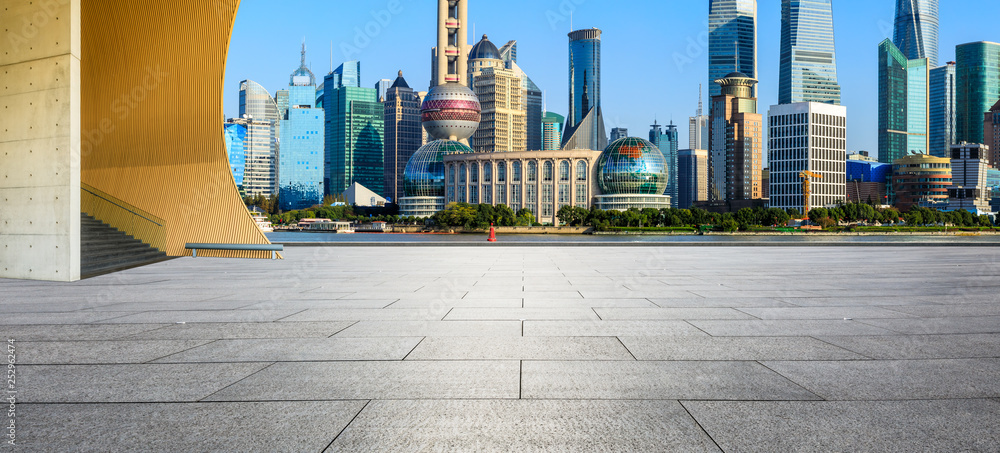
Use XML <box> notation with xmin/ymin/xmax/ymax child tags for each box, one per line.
<box><xmin>399</xmin><ymin>140</ymin><xmax>473</xmax><ymax>217</ymax></box>
<box><xmin>594</xmin><ymin>137</ymin><xmax>673</xmax><ymax>210</ymax></box>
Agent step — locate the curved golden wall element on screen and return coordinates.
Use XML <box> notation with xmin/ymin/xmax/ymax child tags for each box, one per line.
<box><xmin>80</xmin><ymin>0</ymin><xmax>273</xmax><ymax>258</ymax></box>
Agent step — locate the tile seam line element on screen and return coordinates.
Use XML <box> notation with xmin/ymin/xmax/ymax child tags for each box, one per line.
<box><xmin>195</xmin><ymin>361</ymin><xmax>278</xmax><ymax>403</ymax></box>
<box><xmin>754</xmin><ymin>360</ymin><xmax>826</xmax><ymax>401</ymax></box>
<box><xmin>323</xmin><ymin>399</ymin><xmax>372</xmax><ymax>452</ymax></box>
<box><xmin>677</xmin><ymin>400</ymin><xmax>726</xmax><ymax>453</ymax></box>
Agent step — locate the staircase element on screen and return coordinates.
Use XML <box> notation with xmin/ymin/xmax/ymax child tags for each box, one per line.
<box><xmin>81</xmin><ymin>213</ymin><xmax>170</xmax><ymax>278</ymax></box>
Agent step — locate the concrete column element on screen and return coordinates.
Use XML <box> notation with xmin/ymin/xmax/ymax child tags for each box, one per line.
<box><xmin>436</xmin><ymin>0</ymin><xmax>447</xmax><ymax>87</ymax></box>
<box><xmin>0</xmin><ymin>0</ymin><xmax>81</xmax><ymax>281</ymax></box>
<box><xmin>457</xmin><ymin>0</ymin><xmax>468</xmax><ymax>85</ymax></box>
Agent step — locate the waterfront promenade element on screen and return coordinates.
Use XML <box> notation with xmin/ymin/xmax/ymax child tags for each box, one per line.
<box><xmin>2</xmin><ymin>245</ymin><xmax>999</xmax><ymax>451</ymax></box>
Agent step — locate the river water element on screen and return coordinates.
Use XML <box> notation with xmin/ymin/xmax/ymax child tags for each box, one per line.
<box><xmin>266</xmin><ymin>232</ymin><xmax>1000</xmax><ymax>244</ymax></box>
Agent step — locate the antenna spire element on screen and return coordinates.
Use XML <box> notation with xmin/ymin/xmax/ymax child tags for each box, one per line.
<box><xmin>697</xmin><ymin>84</ymin><xmax>703</xmax><ymax>116</ymax></box>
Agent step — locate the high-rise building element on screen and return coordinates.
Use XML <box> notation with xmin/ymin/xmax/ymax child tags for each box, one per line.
<box><xmin>678</xmin><ymin>149</ymin><xmax>708</xmax><ymax>209</ymax></box>
<box><xmin>383</xmin><ymin>71</ymin><xmax>423</xmax><ymax>204</ymax></box>
<box><xmin>499</xmin><ymin>40</ymin><xmax>517</xmax><ymax>63</ymax></box>
<box><xmin>650</xmin><ymin>121</ymin><xmax>679</xmax><ymax>208</ymax></box>
<box><xmin>469</xmin><ymin>35</ymin><xmax>527</xmax><ymax>153</ymax></box>
<box><xmin>767</xmin><ymin>102</ymin><xmax>847</xmax><ymax>213</ymax></box>
<box><xmin>878</xmin><ymin>39</ymin><xmax>929</xmax><ymax>164</ymax></box>
<box><xmin>710</xmin><ymin>71</ymin><xmax>764</xmax><ymax>207</ymax></box>
<box><xmin>779</xmin><ymin>0</ymin><xmax>840</xmax><ymax>105</ymax></box>
<box><xmin>985</xmin><ymin>100</ymin><xmax>1000</xmax><ymax>168</ymax></box>
<box><xmin>610</xmin><ymin>128</ymin><xmax>629</xmax><ymax>142</ymax></box>
<box><xmin>893</xmin><ymin>0</ymin><xmax>939</xmax><ymax>67</ymax></box>
<box><xmin>708</xmin><ymin>0</ymin><xmax>757</xmax><ymax>99</ymax></box>
<box><xmin>275</xmin><ymin>89</ymin><xmax>289</xmax><ymax>120</ymax></box>
<box><xmin>689</xmin><ymin>85</ymin><xmax>710</xmax><ymax>150</ymax></box>
<box><xmin>564</xmin><ymin>28</ymin><xmax>606</xmax><ymax>151</ymax></box>
<box><xmin>891</xmin><ymin>153</ymin><xmax>950</xmax><ymax>210</ymax></box>
<box><xmin>223</xmin><ymin>123</ymin><xmax>246</xmax><ymax>193</ymax></box>
<box><xmin>956</xmin><ymin>42</ymin><xmax>1000</xmax><ymax>145</ymax></box>
<box><xmin>375</xmin><ymin>79</ymin><xmax>392</xmax><ymax>103</ymax></box>
<box><xmin>323</xmin><ymin>61</ymin><xmax>385</xmax><ymax>197</ymax></box>
<box><xmin>946</xmin><ymin>142</ymin><xmax>991</xmax><ymax>213</ymax></box>
<box><xmin>929</xmin><ymin>62</ymin><xmax>956</xmax><ymax>158</ymax></box>
<box><xmin>228</xmin><ymin>117</ymin><xmax>278</xmax><ymax>197</ymax></box>
<box><xmin>496</xmin><ymin>38</ymin><xmax>543</xmax><ymax>151</ymax></box>
<box><xmin>239</xmin><ymin>79</ymin><xmax>281</xmax><ymax>122</ymax></box>
<box><xmin>279</xmin><ymin>44</ymin><xmax>325</xmax><ymax>210</ymax></box>
<box><xmin>542</xmin><ymin>112</ymin><xmax>565</xmax><ymax>151</ymax></box>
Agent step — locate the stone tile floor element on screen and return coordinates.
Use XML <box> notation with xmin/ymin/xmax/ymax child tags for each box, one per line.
<box><xmin>2</xmin><ymin>246</ymin><xmax>1000</xmax><ymax>451</ymax></box>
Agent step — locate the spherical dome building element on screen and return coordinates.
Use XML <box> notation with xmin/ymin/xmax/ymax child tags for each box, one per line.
<box><xmin>398</xmin><ymin>140</ymin><xmax>474</xmax><ymax>217</ymax></box>
<box><xmin>421</xmin><ymin>83</ymin><xmax>481</xmax><ymax>141</ymax></box>
<box><xmin>593</xmin><ymin>137</ymin><xmax>673</xmax><ymax>211</ymax></box>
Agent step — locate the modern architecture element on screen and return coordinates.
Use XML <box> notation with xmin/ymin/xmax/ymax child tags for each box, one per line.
<box><xmin>400</xmin><ymin>140</ymin><xmax>474</xmax><ymax>218</ymax></box>
<box><xmin>650</xmin><ymin>121</ymin><xmax>679</xmax><ymax>208</ymax></box>
<box><xmin>496</xmin><ymin>38</ymin><xmax>544</xmax><ymax>151</ymax></box>
<box><xmin>469</xmin><ymin>35</ymin><xmax>527</xmax><ymax>153</ymax></box>
<box><xmin>678</xmin><ymin>149</ymin><xmax>709</xmax><ymax>209</ymax></box>
<box><xmin>278</xmin><ymin>44</ymin><xmax>325</xmax><ymax>211</ymax></box>
<box><xmin>564</xmin><ymin>28</ymin><xmax>607</xmax><ymax>151</ymax></box>
<box><xmin>878</xmin><ymin>39</ymin><xmax>929</xmax><ymax>164</ymax></box>
<box><xmin>689</xmin><ymin>85</ymin><xmax>710</xmax><ymax>150</ymax></box>
<box><xmin>929</xmin><ymin>62</ymin><xmax>956</xmax><ymax>158</ymax></box>
<box><xmin>323</xmin><ymin>62</ymin><xmax>385</xmax><ymax>197</ymax></box>
<box><xmin>593</xmin><ymin>138</ymin><xmax>672</xmax><ymax>211</ymax></box>
<box><xmin>228</xmin><ymin>117</ymin><xmax>278</xmax><ymax>198</ymax></box>
<box><xmin>846</xmin><ymin>154</ymin><xmax>891</xmax><ymax>205</ymax></box>
<box><xmin>767</xmin><ymin>102</ymin><xmax>847</xmax><ymax>213</ymax></box>
<box><xmin>375</xmin><ymin>78</ymin><xmax>393</xmax><ymax>103</ymax></box>
<box><xmin>708</xmin><ymin>0</ymin><xmax>758</xmax><ymax>98</ymax></box>
<box><xmin>542</xmin><ymin>112</ymin><xmax>565</xmax><ymax>151</ymax></box>
<box><xmin>610</xmin><ymin>128</ymin><xmax>629</xmax><ymax>142</ymax></box>
<box><xmin>986</xmin><ymin>100</ymin><xmax>1000</xmax><ymax>168</ymax></box>
<box><xmin>710</xmin><ymin>71</ymin><xmax>764</xmax><ymax>208</ymax></box>
<box><xmin>224</xmin><ymin>123</ymin><xmax>247</xmax><ymax>193</ymax></box>
<box><xmin>946</xmin><ymin>142</ymin><xmax>991</xmax><ymax>213</ymax></box>
<box><xmin>893</xmin><ymin>0</ymin><xmax>939</xmax><ymax>67</ymax></box>
<box><xmin>956</xmin><ymin>42</ymin><xmax>1000</xmax><ymax>145</ymax></box>
<box><xmin>891</xmin><ymin>153</ymin><xmax>951</xmax><ymax>210</ymax></box>
<box><xmin>779</xmin><ymin>0</ymin><xmax>840</xmax><ymax>105</ymax></box>
<box><xmin>383</xmin><ymin>71</ymin><xmax>423</xmax><ymax>204</ymax></box>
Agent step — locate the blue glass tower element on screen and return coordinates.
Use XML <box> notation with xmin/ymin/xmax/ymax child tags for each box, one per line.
<box><xmin>650</xmin><ymin>121</ymin><xmax>680</xmax><ymax>207</ymax></box>
<box><xmin>894</xmin><ymin>0</ymin><xmax>939</xmax><ymax>67</ymax></box>
<box><xmin>324</xmin><ymin>60</ymin><xmax>385</xmax><ymax>197</ymax></box>
<box><xmin>566</xmin><ymin>28</ymin><xmax>606</xmax><ymax>151</ymax></box>
<box><xmin>878</xmin><ymin>39</ymin><xmax>929</xmax><ymax>164</ymax></box>
<box><xmin>779</xmin><ymin>0</ymin><xmax>840</xmax><ymax>105</ymax></box>
<box><xmin>709</xmin><ymin>0</ymin><xmax>758</xmax><ymax>98</ymax></box>
<box><xmin>279</xmin><ymin>44</ymin><xmax>325</xmax><ymax>210</ymax></box>
<box><xmin>223</xmin><ymin>123</ymin><xmax>246</xmax><ymax>192</ymax></box>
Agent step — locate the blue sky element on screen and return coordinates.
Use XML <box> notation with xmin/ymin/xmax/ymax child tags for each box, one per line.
<box><xmin>224</xmin><ymin>0</ymin><xmax>997</xmax><ymax>153</ymax></box>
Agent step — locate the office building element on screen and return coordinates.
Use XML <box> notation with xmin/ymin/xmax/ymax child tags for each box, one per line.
<box><xmin>708</xmin><ymin>0</ymin><xmax>757</xmax><ymax>98</ymax></box>
<box><xmin>542</xmin><ymin>112</ymin><xmax>565</xmax><ymax>151</ymax></box>
<box><xmin>323</xmin><ymin>61</ymin><xmax>385</xmax><ymax>197</ymax></box>
<box><xmin>767</xmin><ymin>102</ymin><xmax>847</xmax><ymax>213</ymax></box>
<box><xmin>678</xmin><ymin>149</ymin><xmax>708</xmax><ymax>209</ymax></box>
<box><xmin>228</xmin><ymin>117</ymin><xmax>278</xmax><ymax>197</ymax></box>
<box><xmin>946</xmin><ymin>142</ymin><xmax>991</xmax><ymax>213</ymax></box>
<box><xmin>499</xmin><ymin>40</ymin><xmax>517</xmax><ymax>63</ymax></box>
<box><xmin>275</xmin><ymin>89</ymin><xmax>289</xmax><ymax>120</ymax></box>
<box><xmin>223</xmin><ymin>123</ymin><xmax>246</xmax><ymax>193</ymax></box>
<box><xmin>710</xmin><ymin>71</ymin><xmax>764</xmax><ymax>208</ymax></box>
<box><xmin>956</xmin><ymin>42</ymin><xmax>1000</xmax><ymax>145</ymax></box>
<box><xmin>564</xmin><ymin>28</ymin><xmax>607</xmax><ymax>151</ymax></box>
<box><xmin>878</xmin><ymin>39</ymin><xmax>929</xmax><ymax>164</ymax></box>
<box><xmin>469</xmin><ymin>35</ymin><xmax>527</xmax><ymax>153</ymax></box>
<box><xmin>689</xmin><ymin>85</ymin><xmax>710</xmax><ymax>150</ymax></box>
<box><xmin>593</xmin><ymin>138</ymin><xmax>672</xmax><ymax>211</ymax></box>
<box><xmin>650</xmin><ymin>121</ymin><xmax>679</xmax><ymax>208</ymax></box>
<box><xmin>383</xmin><ymin>71</ymin><xmax>423</xmax><ymax>204</ymax></box>
<box><xmin>986</xmin><ymin>100</ymin><xmax>1000</xmax><ymax>168</ymax></box>
<box><xmin>279</xmin><ymin>44</ymin><xmax>325</xmax><ymax>210</ymax></box>
<box><xmin>894</xmin><ymin>0</ymin><xmax>939</xmax><ymax>67</ymax></box>
<box><xmin>929</xmin><ymin>62</ymin><xmax>956</xmax><ymax>158</ymax></box>
<box><xmin>375</xmin><ymin>79</ymin><xmax>392</xmax><ymax>103</ymax></box>
<box><xmin>779</xmin><ymin>0</ymin><xmax>840</xmax><ymax>105</ymax></box>
<box><xmin>495</xmin><ymin>38</ymin><xmax>544</xmax><ymax>151</ymax></box>
<box><xmin>610</xmin><ymin>128</ymin><xmax>629</xmax><ymax>142</ymax></box>
<box><xmin>846</xmin><ymin>155</ymin><xmax>891</xmax><ymax>204</ymax></box>
<box><xmin>891</xmin><ymin>153</ymin><xmax>950</xmax><ymax>211</ymax></box>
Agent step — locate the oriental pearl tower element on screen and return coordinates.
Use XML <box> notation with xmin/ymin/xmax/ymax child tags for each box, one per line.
<box><xmin>421</xmin><ymin>0</ymin><xmax>481</xmax><ymax>144</ymax></box>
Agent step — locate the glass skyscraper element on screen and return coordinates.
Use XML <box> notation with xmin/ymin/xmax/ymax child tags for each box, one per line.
<box><xmin>542</xmin><ymin>112</ymin><xmax>564</xmax><ymax>151</ymax></box>
<box><xmin>894</xmin><ymin>0</ymin><xmax>939</xmax><ymax>67</ymax></box>
<box><xmin>708</xmin><ymin>0</ymin><xmax>757</xmax><ymax>99</ymax></box>
<box><xmin>567</xmin><ymin>29</ymin><xmax>602</xmax><ymax>134</ymax></box>
<box><xmin>929</xmin><ymin>63</ymin><xmax>955</xmax><ymax>158</ymax></box>
<box><xmin>383</xmin><ymin>71</ymin><xmax>422</xmax><ymax>204</ymax></box>
<box><xmin>223</xmin><ymin>123</ymin><xmax>246</xmax><ymax>193</ymax></box>
<box><xmin>324</xmin><ymin>61</ymin><xmax>385</xmax><ymax>197</ymax></box>
<box><xmin>279</xmin><ymin>44</ymin><xmax>325</xmax><ymax>210</ymax></box>
<box><xmin>650</xmin><ymin>121</ymin><xmax>680</xmax><ymax>208</ymax></box>
<box><xmin>237</xmin><ymin>80</ymin><xmax>280</xmax><ymax>196</ymax></box>
<box><xmin>878</xmin><ymin>39</ymin><xmax>929</xmax><ymax>164</ymax></box>
<box><xmin>956</xmin><ymin>42</ymin><xmax>1000</xmax><ymax>145</ymax></box>
<box><xmin>779</xmin><ymin>0</ymin><xmax>840</xmax><ymax>105</ymax></box>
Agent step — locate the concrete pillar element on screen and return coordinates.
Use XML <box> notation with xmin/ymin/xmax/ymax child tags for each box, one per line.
<box><xmin>0</xmin><ymin>0</ymin><xmax>81</xmax><ymax>281</ymax></box>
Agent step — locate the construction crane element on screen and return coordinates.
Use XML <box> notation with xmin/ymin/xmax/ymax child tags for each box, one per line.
<box><xmin>799</xmin><ymin>170</ymin><xmax>823</xmax><ymax>214</ymax></box>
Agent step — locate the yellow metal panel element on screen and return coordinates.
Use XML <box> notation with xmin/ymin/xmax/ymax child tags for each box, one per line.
<box><xmin>80</xmin><ymin>0</ymin><xmax>276</xmax><ymax>259</ymax></box>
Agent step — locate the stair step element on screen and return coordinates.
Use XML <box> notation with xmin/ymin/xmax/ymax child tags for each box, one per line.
<box><xmin>80</xmin><ymin>213</ymin><xmax>167</xmax><ymax>279</ymax></box>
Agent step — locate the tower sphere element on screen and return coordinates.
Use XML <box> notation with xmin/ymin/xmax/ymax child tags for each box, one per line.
<box><xmin>597</xmin><ymin>137</ymin><xmax>669</xmax><ymax>195</ymax></box>
<box><xmin>421</xmin><ymin>83</ymin><xmax>481</xmax><ymax>141</ymax></box>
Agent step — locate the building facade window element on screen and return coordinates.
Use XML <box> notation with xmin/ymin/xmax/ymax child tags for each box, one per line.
<box><xmin>497</xmin><ymin>162</ymin><xmax>506</xmax><ymax>183</ymax></box>
<box><xmin>559</xmin><ymin>183</ymin><xmax>570</xmax><ymax>205</ymax></box>
<box><xmin>560</xmin><ymin>161</ymin><xmax>570</xmax><ymax>182</ymax></box>
<box><xmin>497</xmin><ymin>185</ymin><xmax>507</xmax><ymax>205</ymax></box>
<box><xmin>544</xmin><ymin>161</ymin><xmax>554</xmax><ymax>182</ymax></box>
<box><xmin>483</xmin><ymin>185</ymin><xmax>492</xmax><ymax>204</ymax></box>
<box><xmin>459</xmin><ymin>164</ymin><xmax>466</xmax><ymax>184</ymax></box>
<box><xmin>470</xmin><ymin>164</ymin><xmax>479</xmax><ymax>184</ymax></box>
<box><xmin>576</xmin><ymin>161</ymin><xmax>588</xmax><ymax>181</ymax></box>
<box><xmin>483</xmin><ymin>162</ymin><xmax>492</xmax><ymax>183</ymax></box>
<box><xmin>527</xmin><ymin>161</ymin><xmax>537</xmax><ymax>182</ymax></box>
<box><xmin>513</xmin><ymin>161</ymin><xmax>522</xmax><ymax>182</ymax></box>
<box><xmin>575</xmin><ymin>184</ymin><xmax>587</xmax><ymax>204</ymax></box>
<box><xmin>470</xmin><ymin>185</ymin><xmax>479</xmax><ymax>204</ymax></box>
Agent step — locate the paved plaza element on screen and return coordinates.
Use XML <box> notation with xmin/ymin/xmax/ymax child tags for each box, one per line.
<box><xmin>2</xmin><ymin>245</ymin><xmax>1000</xmax><ymax>451</ymax></box>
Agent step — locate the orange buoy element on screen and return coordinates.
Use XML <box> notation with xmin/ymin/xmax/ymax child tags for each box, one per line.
<box><xmin>487</xmin><ymin>223</ymin><xmax>497</xmax><ymax>242</ymax></box>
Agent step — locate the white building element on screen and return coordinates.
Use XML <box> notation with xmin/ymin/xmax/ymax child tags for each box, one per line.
<box><xmin>227</xmin><ymin>117</ymin><xmax>278</xmax><ymax>197</ymax></box>
<box><xmin>946</xmin><ymin>142</ymin><xmax>992</xmax><ymax>214</ymax></box>
<box><xmin>767</xmin><ymin>102</ymin><xmax>847</xmax><ymax>212</ymax></box>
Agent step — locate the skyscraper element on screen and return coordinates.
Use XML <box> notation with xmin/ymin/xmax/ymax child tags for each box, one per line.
<box><xmin>375</xmin><ymin>79</ymin><xmax>392</xmax><ymax>103</ymax></box>
<box><xmin>496</xmin><ymin>38</ymin><xmax>543</xmax><ymax>151</ymax></box>
<box><xmin>956</xmin><ymin>42</ymin><xmax>1000</xmax><ymax>145</ymax></box>
<box><xmin>223</xmin><ymin>123</ymin><xmax>246</xmax><ymax>193</ymax></box>
<box><xmin>779</xmin><ymin>0</ymin><xmax>840</xmax><ymax>105</ymax></box>
<box><xmin>610</xmin><ymin>128</ymin><xmax>629</xmax><ymax>142</ymax></box>
<box><xmin>878</xmin><ymin>39</ymin><xmax>929</xmax><ymax>164</ymax></box>
<box><xmin>710</xmin><ymin>71</ymin><xmax>763</xmax><ymax>207</ymax></box>
<box><xmin>238</xmin><ymin>80</ymin><xmax>280</xmax><ymax>196</ymax></box>
<box><xmin>650</xmin><ymin>121</ymin><xmax>679</xmax><ymax>208</ymax></box>
<box><xmin>383</xmin><ymin>71</ymin><xmax>422</xmax><ymax>204</ymax></box>
<box><xmin>929</xmin><ymin>62</ymin><xmax>956</xmax><ymax>158</ymax></box>
<box><xmin>564</xmin><ymin>28</ymin><xmax>606</xmax><ymax>151</ymax></box>
<box><xmin>678</xmin><ymin>149</ymin><xmax>708</xmax><ymax>209</ymax></box>
<box><xmin>894</xmin><ymin>0</ymin><xmax>939</xmax><ymax>67</ymax></box>
<box><xmin>279</xmin><ymin>44</ymin><xmax>325</xmax><ymax>211</ymax></box>
<box><xmin>469</xmin><ymin>35</ymin><xmax>527</xmax><ymax>153</ymax></box>
<box><xmin>708</xmin><ymin>0</ymin><xmax>757</xmax><ymax>98</ymax></box>
<box><xmin>767</xmin><ymin>102</ymin><xmax>847</xmax><ymax>213</ymax></box>
<box><xmin>542</xmin><ymin>112</ymin><xmax>565</xmax><ymax>151</ymax></box>
<box><xmin>689</xmin><ymin>85</ymin><xmax>710</xmax><ymax>150</ymax></box>
<box><xmin>984</xmin><ymin>100</ymin><xmax>1000</xmax><ymax>168</ymax></box>
<box><xmin>323</xmin><ymin>61</ymin><xmax>385</xmax><ymax>197</ymax></box>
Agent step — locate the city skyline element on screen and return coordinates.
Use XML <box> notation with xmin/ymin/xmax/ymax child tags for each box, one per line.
<box><xmin>223</xmin><ymin>0</ymin><xmax>995</xmax><ymax>157</ymax></box>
